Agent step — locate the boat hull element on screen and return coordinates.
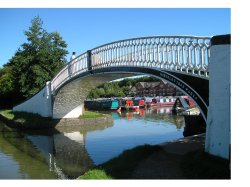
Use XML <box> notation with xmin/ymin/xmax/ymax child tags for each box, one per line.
<box><xmin>84</xmin><ymin>100</ymin><xmax>120</xmax><ymax>110</ymax></box>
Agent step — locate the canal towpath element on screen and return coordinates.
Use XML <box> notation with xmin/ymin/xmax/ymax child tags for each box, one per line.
<box><xmin>131</xmin><ymin>133</ymin><xmax>206</xmax><ymax>179</ymax></box>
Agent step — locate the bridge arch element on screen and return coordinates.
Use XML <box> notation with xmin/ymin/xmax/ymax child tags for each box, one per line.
<box><xmin>52</xmin><ymin>66</ymin><xmax>208</xmax><ymax>120</ymax></box>
<box><xmin>12</xmin><ymin>34</ymin><xmax>231</xmax><ymax>160</ymax></box>
<box><xmin>14</xmin><ymin>35</ymin><xmax>211</xmax><ymax>121</ymax></box>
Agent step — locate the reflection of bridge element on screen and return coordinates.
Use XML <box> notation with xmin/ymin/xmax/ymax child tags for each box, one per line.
<box><xmin>13</xmin><ymin>35</ymin><xmax>231</xmax><ymax>160</ymax></box>
<box><xmin>0</xmin><ymin>119</ymin><xmax>115</xmax><ymax>179</ymax></box>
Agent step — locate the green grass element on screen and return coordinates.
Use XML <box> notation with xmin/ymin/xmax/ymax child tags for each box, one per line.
<box><xmin>181</xmin><ymin>150</ymin><xmax>230</xmax><ymax>179</ymax></box>
<box><xmin>78</xmin><ymin>144</ymin><xmax>162</xmax><ymax>179</ymax></box>
<box><xmin>79</xmin><ymin>111</ymin><xmax>104</xmax><ymax>119</ymax></box>
<box><xmin>0</xmin><ymin>109</ymin><xmax>54</xmax><ymax>129</ymax></box>
<box><xmin>78</xmin><ymin>169</ymin><xmax>112</xmax><ymax>179</ymax></box>
<box><xmin>0</xmin><ymin>109</ymin><xmax>15</xmax><ymax>120</ymax></box>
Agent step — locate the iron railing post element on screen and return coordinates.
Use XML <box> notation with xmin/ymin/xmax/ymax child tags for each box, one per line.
<box><xmin>87</xmin><ymin>50</ymin><xmax>92</xmax><ymax>72</ymax></box>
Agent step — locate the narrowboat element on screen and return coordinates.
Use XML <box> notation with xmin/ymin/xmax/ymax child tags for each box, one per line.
<box><xmin>172</xmin><ymin>96</ymin><xmax>196</xmax><ymax>114</ymax></box>
<box><xmin>120</xmin><ymin>97</ymin><xmax>145</xmax><ymax>111</ymax></box>
<box><xmin>145</xmin><ymin>96</ymin><xmax>177</xmax><ymax>108</ymax></box>
<box><xmin>84</xmin><ymin>99</ymin><xmax>120</xmax><ymax>111</ymax></box>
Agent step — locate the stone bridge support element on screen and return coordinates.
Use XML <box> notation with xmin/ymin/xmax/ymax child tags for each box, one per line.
<box><xmin>205</xmin><ymin>35</ymin><xmax>231</xmax><ymax>159</ymax></box>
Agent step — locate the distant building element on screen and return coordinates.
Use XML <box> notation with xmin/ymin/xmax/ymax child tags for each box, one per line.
<box><xmin>129</xmin><ymin>80</ymin><xmax>183</xmax><ymax>97</ymax></box>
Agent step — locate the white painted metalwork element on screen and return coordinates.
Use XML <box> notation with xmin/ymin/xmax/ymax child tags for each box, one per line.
<box><xmin>51</xmin><ymin>36</ymin><xmax>211</xmax><ymax>93</ymax></box>
<box><xmin>51</xmin><ymin>52</ymin><xmax>88</xmax><ymax>92</ymax></box>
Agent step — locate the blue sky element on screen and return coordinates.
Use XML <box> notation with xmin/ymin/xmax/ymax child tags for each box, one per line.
<box><xmin>0</xmin><ymin>8</ymin><xmax>230</xmax><ymax>67</ymax></box>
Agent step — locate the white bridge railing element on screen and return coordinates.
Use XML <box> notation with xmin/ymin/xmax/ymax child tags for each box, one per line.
<box><xmin>51</xmin><ymin>36</ymin><xmax>211</xmax><ymax>93</ymax></box>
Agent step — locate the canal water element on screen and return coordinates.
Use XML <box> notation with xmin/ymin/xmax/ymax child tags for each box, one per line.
<box><xmin>0</xmin><ymin>108</ymin><xmax>186</xmax><ymax>179</ymax></box>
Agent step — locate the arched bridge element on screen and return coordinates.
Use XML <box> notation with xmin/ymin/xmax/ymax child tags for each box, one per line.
<box><xmin>14</xmin><ymin>35</ymin><xmax>211</xmax><ymax>121</ymax></box>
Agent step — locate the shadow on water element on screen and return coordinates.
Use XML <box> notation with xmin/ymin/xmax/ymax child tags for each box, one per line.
<box><xmin>183</xmin><ymin>114</ymin><xmax>206</xmax><ymax>137</ymax></box>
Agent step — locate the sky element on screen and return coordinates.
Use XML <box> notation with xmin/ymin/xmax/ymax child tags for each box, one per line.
<box><xmin>0</xmin><ymin>8</ymin><xmax>230</xmax><ymax>67</ymax></box>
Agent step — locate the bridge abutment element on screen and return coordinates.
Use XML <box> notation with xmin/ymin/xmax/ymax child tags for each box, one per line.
<box><xmin>205</xmin><ymin>35</ymin><xmax>231</xmax><ymax>159</ymax></box>
<box><xmin>13</xmin><ymin>81</ymin><xmax>53</xmax><ymax>117</ymax></box>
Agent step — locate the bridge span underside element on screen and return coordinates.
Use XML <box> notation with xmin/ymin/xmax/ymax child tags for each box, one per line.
<box><xmin>52</xmin><ymin>67</ymin><xmax>208</xmax><ymax>121</ymax></box>
<box><xmin>52</xmin><ymin>72</ymin><xmax>137</xmax><ymax>118</ymax></box>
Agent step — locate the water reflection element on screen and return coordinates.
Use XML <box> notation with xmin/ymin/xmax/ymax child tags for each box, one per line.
<box><xmin>116</xmin><ymin>108</ymin><xmax>184</xmax><ymax>129</ymax></box>
<box><xmin>0</xmin><ymin>124</ymin><xmax>58</xmax><ymax>179</ymax></box>
<box><xmin>0</xmin><ymin>123</ymin><xmax>114</xmax><ymax>179</ymax></box>
<box><xmin>86</xmin><ymin>108</ymin><xmax>185</xmax><ymax>165</ymax></box>
<box><xmin>0</xmin><ymin>108</ymin><xmax>187</xmax><ymax>179</ymax></box>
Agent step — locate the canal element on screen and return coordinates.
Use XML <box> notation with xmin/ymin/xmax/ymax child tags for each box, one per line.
<box><xmin>0</xmin><ymin>108</ymin><xmax>195</xmax><ymax>179</ymax></box>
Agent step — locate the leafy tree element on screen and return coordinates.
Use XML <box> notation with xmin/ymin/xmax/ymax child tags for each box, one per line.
<box><xmin>0</xmin><ymin>65</ymin><xmax>15</xmax><ymax>108</ymax></box>
<box><xmin>96</xmin><ymin>88</ymin><xmax>105</xmax><ymax>97</ymax></box>
<box><xmin>86</xmin><ymin>76</ymin><xmax>161</xmax><ymax>99</ymax></box>
<box><xmin>15</xmin><ymin>16</ymin><xmax>68</xmax><ymax>97</ymax></box>
<box><xmin>0</xmin><ymin>16</ymin><xmax>68</xmax><ymax>107</ymax></box>
<box><xmin>0</xmin><ymin>66</ymin><xmax>13</xmax><ymax>94</ymax></box>
<box><xmin>88</xmin><ymin>91</ymin><xmax>99</xmax><ymax>99</ymax></box>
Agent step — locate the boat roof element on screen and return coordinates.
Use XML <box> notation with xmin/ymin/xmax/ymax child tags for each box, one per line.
<box><xmin>176</xmin><ymin>97</ymin><xmax>190</xmax><ymax>108</ymax></box>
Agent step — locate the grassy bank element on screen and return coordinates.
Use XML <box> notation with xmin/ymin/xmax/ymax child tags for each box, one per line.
<box><xmin>0</xmin><ymin>109</ymin><xmax>55</xmax><ymax>129</ymax></box>
<box><xmin>78</xmin><ymin>169</ymin><xmax>112</xmax><ymax>179</ymax></box>
<box><xmin>0</xmin><ymin>110</ymin><xmax>110</xmax><ymax>130</ymax></box>
<box><xmin>79</xmin><ymin>111</ymin><xmax>104</xmax><ymax>119</ymax></box>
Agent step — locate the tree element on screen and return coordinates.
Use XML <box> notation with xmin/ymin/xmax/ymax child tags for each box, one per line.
<box><xmin>9</xmin><ymin>16</ymin><xmax>68</xmax><ymax>98</ymax></box>
<box><xmin>96</xmin><ymin>88</ymin><xmax>105</xmax><ymax>97</ymax></box>
<box><xmin>86</xmin><ymin>76</ymin><xmax>162</xmax><ymax>99</ymax></box>
<box><xmin>0</xmin><ymin>65</ymin><xmax>15</xmax><ymax>108</ymax></box>
<box><xmin>0</xmin><ymin>16</ymin><xmax>68</xmax><ymax>107</ymax></box>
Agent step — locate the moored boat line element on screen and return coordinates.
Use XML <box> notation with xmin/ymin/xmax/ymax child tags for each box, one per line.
<box><xmin>145</xmin><ymin>96</ymin><xmax>177</xmax><ymax>108</ymax></box>
<box><xmin>84</xmin><ymin>96</ymin><xmax>199</xmax><ymax>115</ymax></box>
